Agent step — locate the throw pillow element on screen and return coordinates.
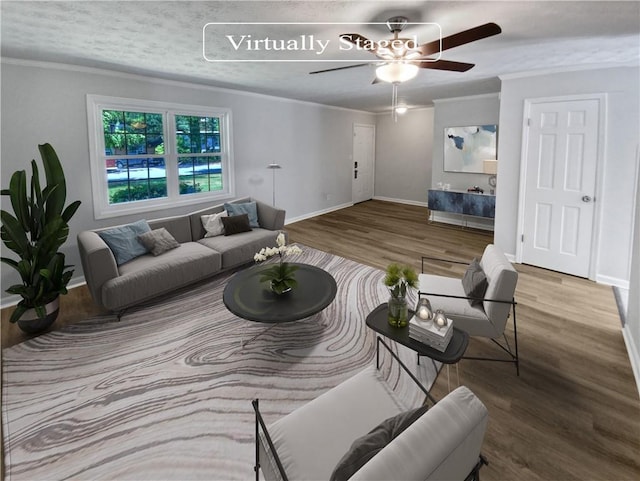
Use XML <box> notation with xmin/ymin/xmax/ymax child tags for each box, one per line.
<box><xmin>329</xmin><ymin>404</ymin><xmax>429</xmax><ymax>481</ymax></box>
<box><xmin>201</xmin><ymin>211</ymin><xmax>228</xmax><ymax>238</ymax></box>
<box><xmin>98</xmin><ymin>219</ymin><xmax>151</xmax><ymax>265</ymax></box>
<box><xmin>137</xmin><ymin>228</ymin><xmax>180</xmax><ymax>256</ymax></box>
<box><xmin>462</xmin><ymin>258</ymin><xmax>488</xmax><ymax>306</ymax></box>
<box><xmin>224</xmin><ymin>201</ymin><xmax>259</xmax><ymax>228</ymax></box>
<box><xmin>221</xmin><ymin>213</ymin><xmax>252</xmax><ymax>236</ymax></box>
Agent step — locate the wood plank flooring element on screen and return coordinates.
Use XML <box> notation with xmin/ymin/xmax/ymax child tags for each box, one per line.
<box><xmin>2</xmin><ymin>199</ymin><xmax>638</xmax><ymax>480</ymax></box>
<box><xmin>286</xmin><ymin>200</ymin><xmax>640</xmax><ymax>481</ymax></box>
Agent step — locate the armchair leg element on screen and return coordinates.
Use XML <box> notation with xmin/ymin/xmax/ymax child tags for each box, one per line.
<box><xmin>254</xmin><ymin>399</ymin><xmax>260</xmax><ymax>481</ymax></box>
<box><xmin>465</xmin><ymin>454</ymin><xmax>488</xmax><ymax>481</ymax></box>
<box><xmin>462</xmin><ymin>299</ymin><xmax>520</xmax><ymax>375</ymax></box>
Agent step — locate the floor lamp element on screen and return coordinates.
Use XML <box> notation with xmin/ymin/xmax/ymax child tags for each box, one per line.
<box><xmin>267</xmin><ymin>163</ymin><xmax>281</xmax><ymax>206</ymax></box>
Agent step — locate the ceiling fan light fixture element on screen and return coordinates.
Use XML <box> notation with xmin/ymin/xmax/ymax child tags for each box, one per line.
<box><xmin>395</xmin><ymin>106</ymin><xmax>408</xmax><ymax>115</ymax></box>
<box><xmin>375</xmin><ymin>62</ymin><xmax>419</xmax><ymax>83</ymax></box>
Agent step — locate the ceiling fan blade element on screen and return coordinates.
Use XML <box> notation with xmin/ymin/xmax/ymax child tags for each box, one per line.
<box><xmin>339</xmin><ymin>33</ymin><xmax>377</xmax><ymax>53</ymax></box>
<box><xmin>417</xmin><ymin>22</ymin><xmax>502</xmax><ymax>57</ymax></box>
<box><xmin>417</xmin><ymin>59</ymin><xmax>475</xmax><ymax>72</ymax></box>
<box><xmin>309</xmin><ymin>63</ymin><xmax>369</xmax><ymax>75</ymax></box>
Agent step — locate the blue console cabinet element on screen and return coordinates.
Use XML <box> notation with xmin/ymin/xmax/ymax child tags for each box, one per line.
<box><xmin>428</xmin><ymin>189</ymin><xmax>496</xmax><ymax>220</ymax></box>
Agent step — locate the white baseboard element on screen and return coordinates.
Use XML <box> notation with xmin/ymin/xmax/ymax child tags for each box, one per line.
<box><xmin>372</xmin><ymin>196</ymin><xmax>429</xmax><ymax>208</ymax></box>
<box><xmin>504</xmin><ymin>253</ymin><xmax>517</xmax><ymax>263</ymax></box>
<box><xmin>595</xmin><ymin>274</ymin><xmax>630</xmax><ymax>290</ymax></box>
<box><xmin>622</xmin><ymin>324</ymin><xmax>640</xmax><ymax>398</ymax></box>
<box><xmin>285</xmin><ymin>202</ymin><xmax>353</xmax><ymax>225</ymax></box>
<box><xmin>1</xmin><ymin>276</ymin><xmax>87</xmax><ymax>309</ymax></box>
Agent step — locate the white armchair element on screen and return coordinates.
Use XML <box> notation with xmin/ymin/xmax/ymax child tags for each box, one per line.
<box><xmin>419</xmin><ymin>244</ymin><xmax>519</xmax><ymax>375</ymax></box>
<box><xmin>253</xmin><ymin>345</ymin><xmax>489</xmax><ymax>481</ymax></box>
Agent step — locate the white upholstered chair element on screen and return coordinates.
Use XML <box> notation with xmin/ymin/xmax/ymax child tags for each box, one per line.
<box><xmin>253</xmin><ymin>354</ymin><xmax>489</xmax><ymax>481</ymax></box>
<box><xmin>419</xmin><ymin>244</ymin><xmax>519</xmax><ymax>375</ymax></box>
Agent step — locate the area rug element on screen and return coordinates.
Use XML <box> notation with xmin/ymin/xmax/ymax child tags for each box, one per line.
<box><xmin>2</xmin><ymin>246</ymin><xmax>439</xmax><ymax>480</ymax></box>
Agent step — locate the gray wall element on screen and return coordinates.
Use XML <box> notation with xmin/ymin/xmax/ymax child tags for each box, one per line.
<box><xmin>496</xmin><ymin>66</ymin><xmax>639</xmax><ymax>287</ymax></box>
<box><xmin>626</xmin><ymin>148</ymin><xmax>640</xmax><ymax>392</ymax></box>
<box><xmin>431</xmin><ymin>94</ymin><xmax>500</xmax><ymax>230</ymax></box>
<box><xmin>374</xmin><ymin>107</ymin><xmax>434</xmax><ymax>205</ymax></box>
<box><xmin>0</xmin><ymin>60</ymin><xmax>374</xmax><ymax>304</ymax></box>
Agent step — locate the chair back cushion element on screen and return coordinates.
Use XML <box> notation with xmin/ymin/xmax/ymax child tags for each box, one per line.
<box><xmin>349</xmin><ymin>386</ymin><xmax>488</xmax><ymax>481</ymax></box>
<box><xmin>479</xmin><ymin>244</ymin><xmax>518</xmax><ymax>334</ymax></box>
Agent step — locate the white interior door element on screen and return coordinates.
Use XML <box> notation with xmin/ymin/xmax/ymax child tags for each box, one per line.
<box><xmin>352</xmin><ymin>123</ymin><xmax>375</xmax><ymax>204</ymax></box>
<box><xmin>519</xmin><ymin>98</ymin><xmax>601</xmax><ymax>278</ymax></box>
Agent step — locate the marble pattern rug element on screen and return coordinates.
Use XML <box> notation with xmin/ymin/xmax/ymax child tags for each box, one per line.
<box><xmin>2</xmin><ymin>246</ymin><xmax>439</xmax><ymax>480</ymax></box>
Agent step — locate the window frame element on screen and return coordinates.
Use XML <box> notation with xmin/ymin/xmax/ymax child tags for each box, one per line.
<box><xmin>87</xmin><ymin>95</ymin><xmax>234</xmax><ymax>220</ymax></box>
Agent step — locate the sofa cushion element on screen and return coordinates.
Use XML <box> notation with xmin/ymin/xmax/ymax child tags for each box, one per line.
<box><xmin>138</xmin><ymin>228</ymin><xmax>180</xmax><ymax>256</ymax></box>
<box><xmin>462</xmin><ymin>258</ymin><xmax>488</xmax><ymax>306</ymax></box>
<box><xmin>330</xmin><ymin>404</ymin><xmax>429</xmax><ymax>481</ymax></box>
<box><xmin>101</xmin><ymin>242</ymin><xmax>221</xmax><ymax>310</ymax></box>
<box><xmin>198</xmin><ymin>228</ymin><xmax>279</xmax><ymax>269</ymax></box>
<box><xmin>148</xmin><ymin>215</ymin><xmax>193</xmax><ymax>244</ymax></box>
<box><xmin>224</xmin><ymin>201</ymin><xmax>259</xmax><ymax>228</ymax></box>
<box><xmin>98</xmin><ymin>219</ymin><xmax>151</xmax><ymax>265</ymax></box>
<box><xmin>221</xmin><ymin>213</ymin><xmax>252</xmax><ymax>235</ymax></box>
<box><xmin>201</xmin><ymin>211</ymin><xmax>228</xmax><ymax>238</ymax></box>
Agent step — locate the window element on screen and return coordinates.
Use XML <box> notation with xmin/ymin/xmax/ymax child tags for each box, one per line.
<box><xmin>88</xmin><ymin>95</ymin><xmax>234</xmax><ymax>219</ymax></box>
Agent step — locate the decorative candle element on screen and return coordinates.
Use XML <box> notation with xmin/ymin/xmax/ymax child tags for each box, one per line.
<box><xmin>434</xmin><ymin>309</ymin><xmax>448</xmax><ymax>329</ymax></box>
<box><xmin>415</xmin><ymin>297</ymin><xmax>433</xmax><ymax>321</ymax></box>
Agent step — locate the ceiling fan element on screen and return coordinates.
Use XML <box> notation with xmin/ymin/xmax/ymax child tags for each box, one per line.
<box><xmin>310</xmin><ymin>16</ymin><xmax>502</xmax><ymax>83</ymax></box>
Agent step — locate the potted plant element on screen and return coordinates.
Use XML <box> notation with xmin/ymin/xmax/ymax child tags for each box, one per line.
<box><xmin>254</xmin><ymin>232</ymin><xmax>303</xmax><ymax>295</ymax></box>
<box><xmin>1</xmin><ymin>143</ymin><xmax>81</xmax><ymax>333</ymax></box>
<box><xmin>384</xmin><ymin>263</ymin><xmax>418</xmax><ymax>327</ymax></box>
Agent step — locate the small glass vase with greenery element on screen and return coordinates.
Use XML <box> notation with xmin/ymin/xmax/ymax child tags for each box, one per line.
<box><xmin>384</xmin><ymin>263</ymin><xmax>418</xmax><ymax>327</ymax></box>
<box><xmin>254</xmin><ymin>233</ymin><xmax>302</xmax><ymax>295</ymax></box>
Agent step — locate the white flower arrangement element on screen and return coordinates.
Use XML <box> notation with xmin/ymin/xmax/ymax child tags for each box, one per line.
<box><xmin>254</xmin><ymin>233</ymin><xmax>302</xmax><ymax>294</ymax></box>
<box><xmin>254</xmin><ymin>232</ymin><xmax>302</xmax><ymax>262</ymax></box>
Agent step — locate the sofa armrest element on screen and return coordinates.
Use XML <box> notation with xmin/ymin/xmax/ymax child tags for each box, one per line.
<box><xmin>256</xmin><ymin>199</ymin><xmax>285</xmax><ymax>231</ymax></box>
<box><xmin>349</xmin><ymin>386</ymin><xmax>488</xmax><ymax>481</ymax></box>
<box><xmin>77</xmin><ymin>231</ymin><xmax>119</xmax><ymax>309</ymax></box>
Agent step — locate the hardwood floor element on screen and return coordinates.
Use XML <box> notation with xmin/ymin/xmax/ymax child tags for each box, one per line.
<box><xmin>286</xmin><ymin>200</ymin><xmax>640</xmax><ymax>481</ymax></box>
<box><xmin>1</xmin><ymin>199</ymin><xmax>638</xmax><ymax>480</ymax></box>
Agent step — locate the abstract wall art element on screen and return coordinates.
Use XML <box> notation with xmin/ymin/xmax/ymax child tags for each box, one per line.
<box><xmin>444</xmin><ymin>125</ymin><xmax>497</xmax><ymax>173</ymax></box>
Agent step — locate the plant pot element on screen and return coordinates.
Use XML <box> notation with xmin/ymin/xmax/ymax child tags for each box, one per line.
<box><xmin>388</xmin><ymin>296</ymin><xmax>409</xmax><ymax>328</ymax></box>
<box><xmin>16</xmin><ymin>297</ymin><xmax>60</xmax><ymax>334</ymax></box>
<box><xmin>270</xmin><ymin>280</ymin><xmax>292</xmax><ymax>295</ymax></box>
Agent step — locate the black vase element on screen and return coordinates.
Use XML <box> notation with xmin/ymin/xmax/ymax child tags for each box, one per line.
<box><xmin>16</xmin><ymin>297</ymin><xmax>60</xmax><ymax>334</ymax></box>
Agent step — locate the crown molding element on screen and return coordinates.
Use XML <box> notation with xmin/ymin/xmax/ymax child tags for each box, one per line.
<box><xmin>0</xmin><ymin>57</ymin><xmax>375</xmax><ymax>115</ymax></box>
<box><xmin>499</xmin><ymin>62</ymin><xmax>640</xmax><ymax>81</ymax></box>
<box><xmin>432</xmin><ymin>92</ymin><xmax>500</xmax><ymax>104</ymax></box>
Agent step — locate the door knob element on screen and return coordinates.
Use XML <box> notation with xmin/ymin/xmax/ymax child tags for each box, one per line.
<box><xmin>582</xmin><ymin>195</ymin><xmax>592</xmax><ymax>203</ymax></box>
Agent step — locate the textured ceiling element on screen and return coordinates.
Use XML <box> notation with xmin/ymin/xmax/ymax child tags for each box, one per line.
<box><xmin>2</xmin><ymin>1</ymin><xmax>639</xmax><ymax>112</ymax></box>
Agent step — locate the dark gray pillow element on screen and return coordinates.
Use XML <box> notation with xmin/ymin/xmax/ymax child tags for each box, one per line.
<box><xmin>462</xmin><ymin>258</ymin><xmax>488</xmax><ymax>306</ymax></box>
<box><xmin>138</xmin><ymin>228</ymin><xmax>180</xmax><ymax>256</ymax></box>
<box><xmin>224</xmin><ymin>201</ymin><xmax>259</xmax><ymax>228</ymax></box>
<box><xmin>221</xmin><ymin>213</ymin><xmax>252</xmax><ymax>236</ymax></box>
<box><xmin>329</xmin><ymin>404</ymin><xmax>429</xmax><ymax>481</ymax></box>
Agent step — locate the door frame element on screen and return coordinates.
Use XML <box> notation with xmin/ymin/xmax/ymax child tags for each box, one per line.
<box><xmin>352</xmin><ymin>123</ymin><xmax>376</xmax><ymax>204</ymax></box>
<box><xmin>515</xmin><ymin>93</ymin><xmax>608</xmax><ymax>281</ymax></box>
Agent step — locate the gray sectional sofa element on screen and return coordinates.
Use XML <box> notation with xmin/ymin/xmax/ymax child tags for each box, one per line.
<box><xmin>77</xmin><ymin>197</ymin><xmax>285</xmax><ymax>314</ymax></box>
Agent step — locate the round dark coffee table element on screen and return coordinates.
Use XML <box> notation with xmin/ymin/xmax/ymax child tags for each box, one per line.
<box><xmin>223</xmin><ymin>263</ymin><xmax>337</xmax><ymax>323</ymax></box>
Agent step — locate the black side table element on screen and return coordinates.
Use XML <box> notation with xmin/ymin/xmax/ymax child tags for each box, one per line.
<box><xmin>366</xmin><ymin>303</ymin><xmax>470</xmax><ymax>403</ymax></box>
<box><xmin>366</xmin><ymin>303</ymin><xmax>469</xmax><ymax>363</ymax></box>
